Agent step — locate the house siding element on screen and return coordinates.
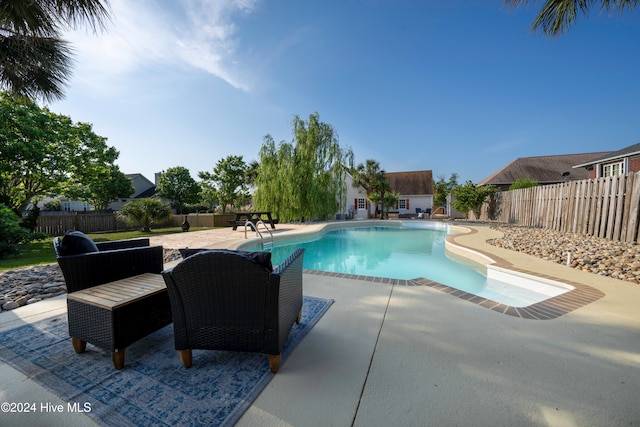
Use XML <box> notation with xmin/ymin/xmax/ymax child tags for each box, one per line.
<box><xmin>573</xmin><ymin>143</ymin><xmax>640</xmax><ymax>178</ymax></box>
<box><xmin>392</xmin><ymin>195</ymin><xmax>433</xmax><ymax>214</ymax></box>
<box><xmin>340</xmin><ymin>173</ymin><xmax>368</xmax><ymax>219</ymax></box>
<box><xmin>629</xmin><ymin>155</ymin><xmax>640</xmax><ymax>173</ymax></box>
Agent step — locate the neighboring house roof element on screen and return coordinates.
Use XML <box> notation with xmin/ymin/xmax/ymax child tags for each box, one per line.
<box><xmin>125</xmin><ymin>173</ymin><xmax>155</xmax><ymax>186</ymax></box>
<box><xmin>478</xmin><ymin>153</ymin><xmax>608</xmax><ymax>187</ymax></box>
<box><xmin>573</xmin><ymin>142</ymin><xmax>640</xmax><ymax>168</ymax></box>
<box><xmin>385</xmin><ymin>170</ymin><xmax>433</xmax><ymax>195</ymax></box>
<box><xmin>124</xmin><ymin>173</ymin><xmax>156</xmax><ymax>198</ymax></box>
<box><xmin>136</xmin><ymin>186</ymin><xmax>157</xmax><ymax>198</ymax></box>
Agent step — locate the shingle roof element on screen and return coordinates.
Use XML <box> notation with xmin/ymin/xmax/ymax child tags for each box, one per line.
<box><xmin>573</xmin><ymin>142</ymin><xmax>640</xmax><ymax>168</ymax></box>
<box><xmin>385</xmin><ymin>170</ymin><xmax>433</xmax><ymax>195</ymax></box>
<box><xmin>136</xmin><ymin>186</ymin><xmax>157</xmax><ymax>198</ymax></box>
<box><xmin>478</xmin><ymin>153</ymin><xmax>608</xmax><ymax>186</ymax></box>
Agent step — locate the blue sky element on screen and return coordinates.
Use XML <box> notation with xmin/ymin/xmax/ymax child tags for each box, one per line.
<box><xmin>50</xmin><ymin>0</ymin><xmax>640</xmax><ymax>185</ymax></box>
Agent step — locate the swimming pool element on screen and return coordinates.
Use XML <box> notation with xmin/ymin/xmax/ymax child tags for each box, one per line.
<box><xmin>242</xmin><ymin>221</ymin><xmax>572</xmax><ymax>307</ymax></box>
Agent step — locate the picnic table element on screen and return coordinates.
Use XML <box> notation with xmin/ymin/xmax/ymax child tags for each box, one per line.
<box><xmin>228</xmin><ymin>211</ymin><xmax>278</xmax><ymax>230</ymax></box>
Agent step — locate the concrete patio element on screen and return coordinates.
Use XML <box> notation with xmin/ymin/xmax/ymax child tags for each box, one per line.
<box><xmin>1</xmin><ymin>222</ymin><xmax>639</xmax><ymax>426</ymax></box>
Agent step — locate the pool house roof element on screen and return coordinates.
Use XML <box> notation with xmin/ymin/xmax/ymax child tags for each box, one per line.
<box><xmin>385</xmin><ymin>170</ymin><xmax>433</xmax><ymax>195</ymax></box>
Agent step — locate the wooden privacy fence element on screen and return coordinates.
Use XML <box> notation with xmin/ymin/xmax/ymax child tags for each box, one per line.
<box><xmin>36</xmin><ymin>212</ymin><xmax>237</xmax><ymax>236</ymax></box>
<box><xmin>477</xmin><ymin>171</ymin><xmax>640</xmax><ymax>244</ymax></box>
<box><xmin>36</xmin><ymin>212</ymin><xmax>131</xmax><ymax>236</ymax></box>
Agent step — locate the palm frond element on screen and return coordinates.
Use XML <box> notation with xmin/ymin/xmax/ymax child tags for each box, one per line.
<box><xmin>0</xmin><ymin>0</ymin><xmax>57</xmax><ymax>36</ymax></box>
<box><xmin>0</xmin><ymin>33</ymin><xmax>73</xmax><ymax>101</ymax></box>
<box><xmin>49</xmin><ymin>0</ymin><xmax>112</xmax><ymax>32</ymax></box>
<box><xmin>505</xmin><ymin>0</ymin><xmax>638</xmax><ymax>35</ymax></box>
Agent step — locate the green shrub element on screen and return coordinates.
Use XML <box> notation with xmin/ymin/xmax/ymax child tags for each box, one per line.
<box><xmin>0</xmin><ymin>204</ymin><xmax>47</xmax><ymax>259</ymax></box>
<box><xmin>118</xmin><ymin>199</ymin><xmax>172</xmax><ymax>232</ymax></box>
<box><xmin>509</xmin><ymin>177</ymin><xmax>538</xmax><ymax>190</ymax></box>
<box><xmin>43</xmin><ymin>199</ymin><xmax>61</xmax><ymax>211</ymax></box>
<box><xmin>451</xmin><ymin>182</ymin><xmax>498</xmax><ymax>219</ymax></box>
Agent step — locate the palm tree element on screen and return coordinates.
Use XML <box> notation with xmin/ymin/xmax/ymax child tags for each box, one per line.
<box><xmin>352</xmin><ymin>159</ymin><xmax>386</xmax><ymax>218</ymax></box>
<box><xmin>505</xmin><ymin>0</ymin><xmax>638</xmax><ymax>36</ymax></box>
<box><xmin>382</xmin><ymin>191</ymin><xmax>400</xmax><ymax>219</ymax></box>
<box><xmin>118</xmin><ymin>198</ymin><xmax>171</xmax><ymax>232</ymax></box>
<box><xmin>371</xmin><ymin>177</ymin><xmax>393</xmax><ymax>220</ymax></box>
<box><xmin>0</xmin><ymin>0</ymin><xmax>111</xmax><ymax>101</ymax></box>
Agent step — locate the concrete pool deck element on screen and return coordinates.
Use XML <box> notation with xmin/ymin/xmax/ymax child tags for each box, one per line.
<box><xmin>1</xmin><ymin>222</ymin><xmax>639</xmax><ymax>426</ymax></box>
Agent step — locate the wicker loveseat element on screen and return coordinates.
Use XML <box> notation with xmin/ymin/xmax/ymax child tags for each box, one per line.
<box><xmin>161</xmin><ymin>248</ymin><xmax>305</xmax><ymax>373</ymax></box>
<box><xmin>53</xmin><ymin>232</ymin><xmax>172</xmax><ymax>369</ymax></box>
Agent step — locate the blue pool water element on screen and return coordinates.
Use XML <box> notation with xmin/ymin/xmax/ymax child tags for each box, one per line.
<box><xmin>244</xmin><ymin>222</ymin><xmax>571</xmax><ymax>307</ymax></box>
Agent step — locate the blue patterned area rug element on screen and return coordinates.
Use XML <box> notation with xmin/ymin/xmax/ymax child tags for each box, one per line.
<box><xmin>0</xmin><ymin>296</ymin><xmax>333</xmax><ymax>427</ymax></box>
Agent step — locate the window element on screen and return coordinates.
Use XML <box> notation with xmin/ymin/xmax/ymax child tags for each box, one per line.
<box><xmin>398</xmin><ymin>199</ymin><xmax>407</xmax><ymax>210</ymax></box>
<box><xmin>357</xmin><ymin>198</ymin><xmax>366</xmax><ymax>209</ymax></box>
<box><xmin>603</xmin><ymin>161</ymin><xmax>624</xmax><ymax>177</ymax></box>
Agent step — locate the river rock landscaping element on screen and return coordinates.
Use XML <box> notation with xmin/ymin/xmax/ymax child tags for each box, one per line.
<box><xmin>487</xmin><ymin>225</ymin><xmax>640</xmax><ymax>284</ymax></box>
<box><xmin>0</xmin><ymin>248</ymin><xmax>182</xmax><ymax>313</ymax></box>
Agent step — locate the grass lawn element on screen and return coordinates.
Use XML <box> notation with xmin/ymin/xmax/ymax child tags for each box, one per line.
<box><xmin>0</xmin><ymin>227</ymin><xmax>215</xmax><ymax>270</ymax></box>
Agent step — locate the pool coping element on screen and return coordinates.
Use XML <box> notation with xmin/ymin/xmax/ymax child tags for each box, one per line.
<box><xmin>444</xmin><ymin>226</ymin><xmax>605</xmax><ymax>319</ymax></box>
<box><xmin>299</xmin><ymin>222</ymin><xmax>605</xmax><ymax>320</ymax></box>
<box><xmin>303</xmin><ymin>268</ymin><xmax>604</xmax><ymax>320</ymax></box>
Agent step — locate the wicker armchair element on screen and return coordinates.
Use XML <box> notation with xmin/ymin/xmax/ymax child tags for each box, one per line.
<box><xmin>161</xmin><ymin>248</ymin><xmax>305</xmax><ymax>373</ymax></box>
<box><xmin>54</xmin><ymin>235</ymin><xmax>172</xmax><ymax>369</ymax></box>
<box><xmin>54</xmin><ymin>237</ymin><xmax>163</xmax><ymax>293</ymax></box>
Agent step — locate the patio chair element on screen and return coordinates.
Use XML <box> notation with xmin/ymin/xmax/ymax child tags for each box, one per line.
<box><xmin>161</xmin><ymin>248</ymin><xmax>305</xmax><ymax>373</ymax></box>
<box><xmin>53</xmin><ymin>231</ymin><xmax>172</xmax><ymax>369</ymax></box>
<box><xmin>54</xmin><ymin>232</ymin><xmax>164</xmax><ymax>292</ymax></box>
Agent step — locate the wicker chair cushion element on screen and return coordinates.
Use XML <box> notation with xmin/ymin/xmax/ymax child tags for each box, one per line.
<box><xmin>58</xmin><ymin>230</ymin><xmax>99</xmax><ymax>256</ymax></box>
<box><xmin>179</xmin><ymin>248</ymin><xmax>273</xmax><ymax>271</ymax></box>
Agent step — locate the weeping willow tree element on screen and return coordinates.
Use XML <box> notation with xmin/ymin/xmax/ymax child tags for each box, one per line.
<box><xmin>253</xmin><ymin>113</ymin><xmax>353</xmax><ymax>222</ymax></box>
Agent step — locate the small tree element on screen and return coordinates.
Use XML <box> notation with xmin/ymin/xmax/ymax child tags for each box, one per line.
<box><xmin>451</xmin><ymin>181</ymin><xmax>498</xmax><ymax>219</ymax></box>
<box><xmin>118</xmin><ymin>199</ymin><xmax>171</xmax><ymax>232</ymax></box>
<box><xmin>199</xmin><ymin>182</ymin><xmax>219</xmax><ymax>213</ymax></box>
<box><xmin>434</xmin><ymin>173</ymin><xmax>459</xmax><ymax>208</ymax></box>
<box><xmin>85</xmin><ymin>166</ymin><xmax>135</xmax><ymax>211</ymax></box>
<box><xmin>198</xmin><ymin>155</ymin><xmax>248</xmax><ymax>214</ymax></box>
<box><xmin>509</xmin><ymin>176</ymin><xmax>538</xmax><ymax>190</ymax></box>
<box><xmin>155</xmin><ymin>167</ymin><xmax>201</xmax><ymax>214</ymax></box>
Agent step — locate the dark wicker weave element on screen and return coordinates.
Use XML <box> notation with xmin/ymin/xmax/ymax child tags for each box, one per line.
<box><xmin>161</xmin><ymin>248</ymin><xmax>304</xmax><ymax>373</ymax></box>
<box><xmin>53</xmin><ymin>237</ymin><xmax>172</xmax><ymax>369</ymax></box>
<box><xmin>53</xmin><ymin>238</ymin><xmax>163</xmax><ymax>293</ymax></box>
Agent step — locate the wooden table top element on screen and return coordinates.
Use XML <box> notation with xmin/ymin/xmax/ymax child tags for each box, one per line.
<box><xmin>234</xmin><ymin>211</ymin><xmax>272</xmax><ymax>218</ymax></box>
<box><xmin>67</xmin><ymin>273</ymin><xmax>166</xmax><ymax>310</ymax></box>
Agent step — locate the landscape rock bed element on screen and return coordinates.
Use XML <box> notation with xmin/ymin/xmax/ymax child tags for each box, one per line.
<box><xmin>0</xmin><ymin>249</ymin><xmax>182</xmax><ymax>313</ymax></box>
<box><xmin>488</xmin><ymin>225</ymin><xmax>640</xmax><ymax>284</ymax></box>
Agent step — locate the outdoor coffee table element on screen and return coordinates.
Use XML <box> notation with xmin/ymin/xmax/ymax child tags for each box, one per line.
<box><xmin>66</xmin><ymin>273</ymin><xmax>172</xmax><ymax>370</ymax></box>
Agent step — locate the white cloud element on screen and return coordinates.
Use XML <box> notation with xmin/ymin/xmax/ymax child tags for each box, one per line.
<box><xmin>64</xmin><ymin>0</ymin><xmax>258</xmax><ymax>93</ymax></box>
